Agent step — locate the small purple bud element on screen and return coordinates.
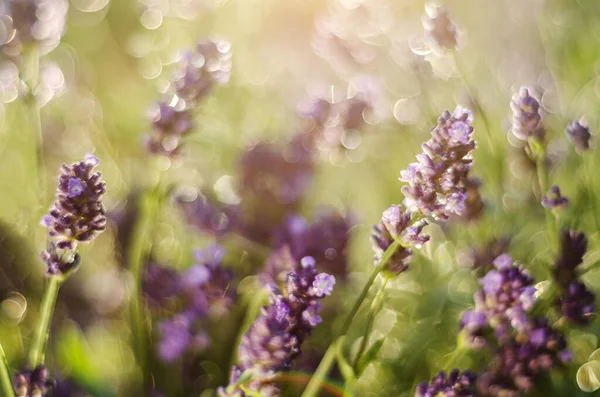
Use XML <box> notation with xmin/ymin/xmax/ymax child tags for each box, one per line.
<box><xmin>480</xmin><ymin>271</ymin><xmax>503</xmax><ymax>295</ymax></box>
<box><xmin>493</xmin><ymin>254</ymin><xmax>513</xmax><ymax>270</ymax></box>
<box><xmin>300</xmin><ymin>256</ymin><xmax>316</xmax><ymax>269</ymax></box>
<box><xmin>529</xmin><ymin>328</ymin><xmax>546</xmax><ymax>347</ymax></box>
<box><xmin>67</xmin><ymin>178</ymin><xmax>84</xmax><ymax>198</ymax></box>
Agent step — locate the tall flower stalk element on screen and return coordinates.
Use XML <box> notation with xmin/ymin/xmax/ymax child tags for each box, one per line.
<box><xmin>0</xmin><ymin>344</ymin><xmax>16</xmax><ymax>397</ymax></box>
<box><xmin>302</xmin><ymin>107</ymin><xmax>477</xmax><ymax>397</ymax></box>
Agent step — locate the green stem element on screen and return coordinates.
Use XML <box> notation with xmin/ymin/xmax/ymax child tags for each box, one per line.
<box><xmin>300</xmin><ymin>240</ymin><xmax>400</xmax><ymax>397</ymax></box>
<box><xmin>127</xmin><ymin>189</ymin><xmax>159</xmax><ymax>391</ymax></box>
<box><xmin>0</xmin><ymin>344</ymin><xmax>16</xmax><ymax>397</ymax></box>
<box><xmin>23</xmin><ymin>45</ymin><xmax>46</xmax><ymax>200</ymax></box>
<box><xmin>351</xmin><ymin>277</ymin><xmax>389</xmax><ymax>372</ymax></box>
<box><xmin>529</xmin><ymin>140</ymin><xmax>558</xmax><ymax>250</ymax></box>
<box><xmin>28</xmin><ymin>276</ymin><xmax>62</xmax><ymax>367</ymax></box>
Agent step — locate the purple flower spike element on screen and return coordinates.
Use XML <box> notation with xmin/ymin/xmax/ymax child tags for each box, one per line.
<box><xmin>541</xmin><ymin>185</ymin><xmax>568</xmax><ymax>209</ymax></box>
<box><xmin>42</xmin><ymin>155</ymin><xmax>107</xmax><ymax>251</ymax></box>
<box><xmin>415</xmin><ymin>369</ymin><xmax>477</xmax><ymax>397</ymax></box>
<box><xmin>510</xmin><ymin>87</ymin><xmax>545</xmax><ymax>141</ymax></box>
<box><xmin>566</xmin><ymin>119</ymin><xmax>591</xmax><ymax>152</ymax></box>
<box><xmin>400</xmin><ymin>108</ymin><xmax>476</xmax><ymax>220</ymax></box>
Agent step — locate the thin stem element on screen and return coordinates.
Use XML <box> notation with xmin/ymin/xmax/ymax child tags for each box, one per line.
<box><xmin>351</xmin><ymin>277</ymin><xmax>389</xmax><ymax>372</ymax></box>
<box><xmin>0</xmin><ymin>344</ymin><xmax>16</xmax><ymax>397</ymax></box>
<box><xmin>529</xmin><ymin>140</ymin><xmax>558</xmax><ymax>250</ymax></box>
<box><xmin>28</xmin><ymin>276</ymin><xmax>62</xmax><ymax>367</ymax></box>
<box><xmin>300</xmin><ymin>240</ymin><xmax>400</xmax><ymax>397</ymax></box>
<box><xmin>127</xmin><ymin>187</ymin><xmax>160</xmax><ymax>391</ymax></box>
<box><xmin>23</xmin><ymin>45</ymin><xmax>46</xmax><ymax>200</ymax></box>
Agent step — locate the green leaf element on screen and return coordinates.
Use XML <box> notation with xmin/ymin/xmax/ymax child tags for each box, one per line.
<box><xmin>577</xmin><ymin>361</ymin><xmax>600</xmax><ymax>392</ymax></box>
<box><xmin>356</xmin><ymin>337</ymin><xmax>385</xmax><ymax>377</ymax></box>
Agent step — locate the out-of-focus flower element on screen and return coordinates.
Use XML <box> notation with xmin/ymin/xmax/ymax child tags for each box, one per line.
<box><xmin>142</xmin><ymin>262</ymin><xmax>181</xmax><ymax>310</ymax></box>
<box><xmin>552</xmin><ymin>230</ymin><xmax>595</xmax><ymax>325</ymax></box>
<box><xmin>271</xmin><ymin>211</ymin><xmax>354</xmax><ymax>279</ymax></box>
<box><xmin>478</xmin><ymin>319</ymin><xmax>570</xmax><ymax>396</ymax></box>
<box><xmin>154</xmin><ymin>245</ymin><xmax>234</xmax><ymax>362</ymax></box>
<box><xmin>400</xmin><ymin>107</ymin><xmax>476</xmax><ymax>220</ymax></box>
<box><xmin>14</xmin><ymin>365</ymin><xmax>55</xmax><ymax>397</ymax></box>
<box><xmin>423</xmin><ymin>5</ymin><xmax>458</xmax><ymax>51</ymax></box>
<box><xmin>370</xmin><ymin>204</ymin><xmax>429</xmax><ymax>275</ymax></box>
<box><xmin>176</xmin><ymin>192</ymin><xmax>238</xmax><ymax>237</ymax></box>
<box><xmin>146</xmin><ymin>39</ymin><xmax>231</xmax><ymax>157</ymax></box>
<box><xmin>458</xmin><ymin>177</ymin><xmax>485</xmax><ymax>221</ymax></box>
<box><xmin>510</xmin><ymin>87</ymin><xmax>544</xmax><ymax>142</ymax></box>
<box><xmin>415</xmin><ymin>369</ymin><xmax>477</xmax><ymax>397</ymax></box>
<box><xmin>4</xmin><ymin>0</ymin><xmax>68</xmax><ymax>55</ymax></box>
<box><xmin>566</xmin><ymin>119</ymin><xmax>591</xmax><ymax>153</ymax></box>
<box><xmin>541</xmin><ymin>185</ymin><xmax>568</xmax><ymax>209</ymax></box>
<box><xmin>41</xmin><ymin>154</ymin><xmax>107</xmax><ymax>250</ymax></box>
<box><xmin>220</xmin><ymin>258</ymin><xmax>334</xmax><ymax>397</ymax></box>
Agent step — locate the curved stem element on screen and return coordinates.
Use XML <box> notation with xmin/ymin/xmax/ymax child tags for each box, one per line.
<box><xmin>352</xmin><ymin>277</ymin><xmax>389</xmax><ymax>371</ymax></box>
<box><xmin>23</xmin><ymin>45</ymin><xmax>46</xmax><ymax>200</ymax></box>
<box><xmin>0</xmin><ymin>344</ymin><xmax>16</xmax><ymax>397</ymax></box>
<box><xmin>28</xmin><ymin>276</ymin><xmax>62</xmax><ymax>367</ymax></box>
<box><xmin>300</xmin><ymin>240</ymin><xmax>400</xmax><ymax>397</ymax></box>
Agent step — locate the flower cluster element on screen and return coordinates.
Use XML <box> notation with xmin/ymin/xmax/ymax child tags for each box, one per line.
<box><xmin>370</xmin><ymin>204</ymin><xmax>429</xmax><ymax>275</ymax></box>
<box><xmin>460</xmin><ymin>254</ymin><xmax>571</xmax><ymax>395</ymax></box>
<box><xmin>14</xmin><ymin>365</ymin><xmax>54</xmax><ymax>397</ymax></box>
<box><xmin>541</xmin><ymin>185</ymin><xmax>568</xmax><ymax>209</ymax></box>
<box><xmin>146</xmin><ymin>39</ymin><xmax>231</xmax><ymax>157</ymax></box>
<box><xmin>220</xmin><ymin>257</ymin><xmax>335</xmax><ymax>396</ymax></box>
<box><xmin>478</xmin><ymin>319</ymin><xmax>571</xmax><ymax>396</ymax></box>
<box><xmin>460</xmin><ymin>254</ymin><xmax>536</xmax><ymax>347</ymax></box>
<box><xmin>4</xmin><ymin>0</ymin><xmax>68</xmax><ymax>55</ymax></box>
<box><xmin>423</xmin><ymin>5</ymin><xmax>458</xmax><ymax>51</ymax></box>
<box><xmin>510</xmin><ymin>87</ymin><xmax>545</xmax><ymax>142</ymax></box>
<box><xmin>566</xmin><ymin>119</ymin><xmax>591</xmax><ymax>152</ymax></box>
<box><xmin>400</xmin><ymin>107</ymin><xmax>476</xmax><ymax>220</ymax></box>
<box><xmin>149</xmin><ymin>245</ymin><xmax>235</xmax><ymax>362</ymax></box>
<box><xmin>40</xmin><ymin>154</ymin><xmax>106</xmax><ymax>276</ymax></box>
<box><xmin>415</xmin><ymin>369</ymin><xmax>477</xmax><ymax>397</ymax></box>
<box><xmin>552</xmin><ymin>230</ymin><xmax>595</xmax><ymax>325</ymax></box>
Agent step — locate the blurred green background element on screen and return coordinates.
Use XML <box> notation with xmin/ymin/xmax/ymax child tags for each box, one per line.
<box><xmin>2</xmin><ymin>0</ymin><xmax>600</xmax><ymax>396</ymax></box>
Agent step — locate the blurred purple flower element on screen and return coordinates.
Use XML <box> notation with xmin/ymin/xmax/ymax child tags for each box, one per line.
<box><xmin>566</xmin><ymin>119</ymin><xmax>591</xmax><ymax>152</ymax></box>
<box><xmin>510</xmin><ymin>87</ymin><xmax>545</xmax><ymax>142</ymax></box>
<box><xmin>176</xmin><ymin>193</ymin><xmax>238</xmax><ymax>237</ymax></box>
<box><xmin>415</xmin><ymin>369</ymin><xmax>477</xmax><ymax>397</ymax></box>
<box><xmin>146</xmin><ymin>39</ymin><xmax>231</xmax><ymax>157</ymax></box>
<box><xmin>552</xmin><ymin>230</ymin><xmax>595</xmax><ymax>325</ymax></box>
<box><xmin>14</xmin><ymin>365</ymin><xmax>55</xmax><ymax>397</ymax></box>
<box><xmin>541</xmin><ymin>185</ymin><xmax>568</xmax><ymax>209</ymax></box>
<box><xmin>423</xmin><ymin>5</ymin><xmax>458</xmax><ymax>51</ymax></box>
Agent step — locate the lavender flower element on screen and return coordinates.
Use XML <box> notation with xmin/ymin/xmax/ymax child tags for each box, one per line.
<box><xmin>400</xmin><ymin>107</ymin><xmax>476</xmax><ymax>220</ymax></box>
<box><xmin>6</xmin><ymin>0</ymin><xmax>68</xmax><ymax>55</ymax></box>
<box><xmin>510</xmin><ymin>87</ymin><xmax>545</xmax><ymax>142</ymax></box>
<box><xmin>370</xmin><ymin>205</ymin><xmax>429</xmax><ymax>275</ymax></box>
<box><xmin>40</xmin><ymin>242</ymin><xmax>80</xmax><ymax>277</ymax></box>
<box><xmin>478</xmin><ymin>319</ymin><xmax>570</xmax><ymax>396</ymax></box>
<box><xmin>423</xmin><ymin>5</ymin><xmax>458</xmax><ymax>51</ymax></box>
<box><xmin>176</xmin><ymin>192</ymin><xmax>238</xmax><ymax>237</ymax></box>
<box><xmin>552</xmin><ymin>230</ymin><xmax>595</xmax><ymax>325</ymax></box>
<box><xmin>460</xmin><ymin>254</ymin><xmax>535</xmax><ymax>347</ymax></box>
<box><xmin>541</xmin><ymin>185</ymin><xmax>568</xmax><ymax>209</ymax></box>
<box><xmin>415</xmin><ymin>369</ymin><xmax>477</xmax><ymax>397</ymax></box>
<box><xmin>467</xmin><ymin>237</ymin><xmax>511</xmax><ymax>270</ymax></box>
<box><xmin>41</xmin><ymin>154</ymin><xmax>107</xmax><ymax>250</ymax></box>
<box><xmin>14</xmin><ymin>365</ymin><xmax>54</xmax><ymax>397</ymax></box>
<box><xmin>145</xmin><ymin>39</ymin><xmax>231</xmax><ymax>157</ymax></box>
<box><xmin>155</xmin><ymin>245</ymin><xmax>234</xmax><ymax>362</ymax></box>
<box><xmin>566</xmin><ymin>119</ymin><xmax>591</xmax><ymax>152</ymax></box>
<box><xmin>459</xmin><ymin>178</ymin><xmax>485</xmax><ymax>221</ymax></box>
<box><xmin>221</xmin><ymin>258</ymin><xmax>334</xmax><ymax>396</ymax></box>
<box><xmin>142</xmin><ymin>262</ymin><xmax>181</xmax><ymax>310</ymax></box>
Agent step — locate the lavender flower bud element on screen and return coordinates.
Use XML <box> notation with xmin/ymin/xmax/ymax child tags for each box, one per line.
<box><xmin>423</xmin><ymin>5</ymin><xmax>458</xmax><ymax>51</ymax></box>
<box><xmin>40</xmin><ymin>242</ymin><xmax>80</xmax><ymax>277</ymax></box>
<box><xmin>41</xmin><ymin>154</ymin><xmax>107</xmax><ymax>250</ymax></box>
<box><xmin>510</xmin><ymin>87</ymin><xmax>545</xmax><ymax>141</ymax></box>
<box><xmin>371</xmin><ymin>205</ymin><xmax>429</xmax><ymax>275</ymax></box>
<box><xmin>400</xmin><ymin>107</ymin><xmax>476</xmax><ymax>220</ymax></box>
<box><xmin>541</xmin><ymin>185</ymin><xmax>568</xmax><ymax>209</ymax></box>
<box><xmin>14</xmin><ymin>365</ymin><xmax>55</xmax><ymax>397</ymax></box>
<box><xmin>415</xmin><ymin>369</ymin><xmax>477</xmax><ymax>397</ymax></box>
<box><xmin>566</xmin><ymin>119</ymin><xmax>591</xmax><ymax>152</ymax></box>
